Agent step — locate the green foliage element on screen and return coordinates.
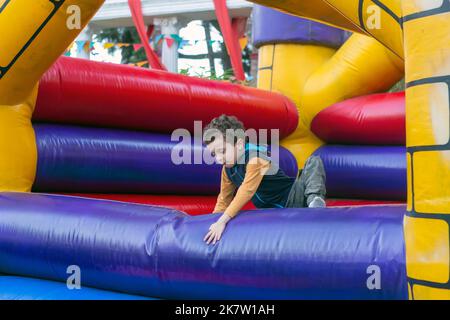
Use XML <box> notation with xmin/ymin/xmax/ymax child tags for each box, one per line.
<box><xmin>180</xmin><ymin>66</ymin><xmax>250</xmax><ymax>85</ymax></box>
<box><xmin>389</xmin><ymin>78</ymin><xmax>405</xmax><ymax>93</ymax></box>
<box><xmin>179</xmin><ymin>66</ymin><xmax>231</xmax><ymax>80</ymax></box>
<box><xmin>95</xmin><ymin>27</ymin><xmax>148</xmax><ymax>66</ymax></box>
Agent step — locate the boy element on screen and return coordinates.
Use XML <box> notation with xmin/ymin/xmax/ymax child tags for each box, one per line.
<box><xmin>203</xmin><ymin>114</ymin><xmax>326</xmax><ymax>245</ymax></box>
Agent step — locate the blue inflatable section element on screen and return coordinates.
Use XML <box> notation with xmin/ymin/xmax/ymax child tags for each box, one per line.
<box><xmin>0</xmin><ymin>276</ymin><xmax>151</xmax><ymax>300</ymax></box>
<box><xmin>313</xmin><ymin>145</ymin><xmax>407</xmax><ymax>200</ymax></box>
<box><xmin>32</xmin><ymin>124</ymin><xmax>298</xmax><ymax>194</ymax></box>
<box><xmin>252</xmin><ymin>5</ymin><xmax>350</xmax><ymax>48</ymax></box>
<box><xmin>0</xmin><ymin>193</ymin><xmax>407</xmax><ymax>299</ymax></box>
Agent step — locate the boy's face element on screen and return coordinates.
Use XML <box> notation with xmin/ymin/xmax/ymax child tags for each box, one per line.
<box><xmin>206</xmin><ymin>136</ymin><xmax>244</xmax><ymax>168</ymax></box>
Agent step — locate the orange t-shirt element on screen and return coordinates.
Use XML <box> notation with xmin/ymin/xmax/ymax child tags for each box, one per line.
<box><xmin>213</xmin><ymin>157</ymin><xmax>271</xmax><ymax>218</ymax></box>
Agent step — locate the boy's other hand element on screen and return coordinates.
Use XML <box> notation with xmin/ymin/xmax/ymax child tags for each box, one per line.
<box><xmin>204</xmin><ymin>221</ymin><xmax>227</xmax><ymax>245</ymax></box>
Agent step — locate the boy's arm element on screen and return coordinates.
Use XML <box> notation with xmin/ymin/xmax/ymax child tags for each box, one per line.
<box><xmin>213</xmin><ymin>166</ymin><xmax>237</xmax><ymax>213</ymax></box>
<box><xmin>223</xmin><ymin>157</ymin><xmax>271</xmax><ymax>219</ymax></box>
<box><xmin>205</xmin><ymin>158</ymin><xmax>271</xmax><ymax>245</ymax></box>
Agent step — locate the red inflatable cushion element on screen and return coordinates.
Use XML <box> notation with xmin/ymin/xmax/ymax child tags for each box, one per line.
<box><xmin>35</xmin><ymin>57</ymin><xmax>298</xmax><ymax>139</ymax></box>
<box><xmin>311</xmin><ymin>92</ymin><xmax>405</xmax><ymax>145</ymax></box>
<box><xmin>60</xmin><ymin>194</ymin><xmax>403</xmax><ymax>215</ymax></box>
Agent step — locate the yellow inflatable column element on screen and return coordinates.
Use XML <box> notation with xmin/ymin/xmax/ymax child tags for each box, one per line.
<box><xmin>258</xmin><ymin>34</ymin><xmax>403</xmax><ymax>167</ymax></box>
<box><xmin>301</xmin><ymin>33</ymin><xmax>404</xmax><ymax>128</ymax></box>
<box><xmin>258</xmin><ymin>44</ymin><xmax>336</xmax><ymax>167</ymax></box>
<box><xmin>402</xmin><ymin>0</ymin><xmax>450</xmax><ymax>300</ymax></box>
<box><xmin>0</xmin><ymin>0</ymin><xmax>104</xmax><ymax>191</ymax></box>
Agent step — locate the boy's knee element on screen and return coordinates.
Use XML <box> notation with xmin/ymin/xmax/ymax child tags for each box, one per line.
<box><xmin>304</xmin><ymin>156</ymin><xmax>325</xmax><ymax>173</ymax></box>
<box><xmin>303</xmin><ymin>156</ymin><xmax>326</xmax><ymax>194</ymax></box>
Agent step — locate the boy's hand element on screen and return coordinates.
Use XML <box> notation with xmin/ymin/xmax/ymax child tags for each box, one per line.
<box><xmin>204</xmin><ymin>213</ymin><xmax>232</xmax><ymax>245</ymax></box>
<box><xmin>204</xmin><ymin>221</ymin><xmax>227</xmax><ymax>245</ymax></box>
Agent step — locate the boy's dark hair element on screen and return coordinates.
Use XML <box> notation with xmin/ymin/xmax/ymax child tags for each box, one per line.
<box><xmin>203</xmin><ymin>114</ymin><xmax>246</xmax><ymax>146</ymax></box>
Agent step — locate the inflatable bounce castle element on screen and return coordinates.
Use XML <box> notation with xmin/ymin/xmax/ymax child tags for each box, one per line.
<box><xmin>0</xmin><ymin>0</ymin><xmax>448</xmax><ymax>300</ymax></box>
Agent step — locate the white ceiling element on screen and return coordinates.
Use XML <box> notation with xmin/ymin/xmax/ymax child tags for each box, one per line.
<box><xmin>90</xmin><ymin>0</ymin><xmax>253</xmax><ymax>29</ymax></box>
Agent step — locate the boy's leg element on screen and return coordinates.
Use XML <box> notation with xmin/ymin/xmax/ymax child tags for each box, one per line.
<box><xmin>301</xmin><ymin>156</ymin><xmax>327</xmax><ymax>207</ymax></box>
<box><xmin>285</xmin><ymin>171</ymin><xmax>307</xmax><ymax>208</ymax></box>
